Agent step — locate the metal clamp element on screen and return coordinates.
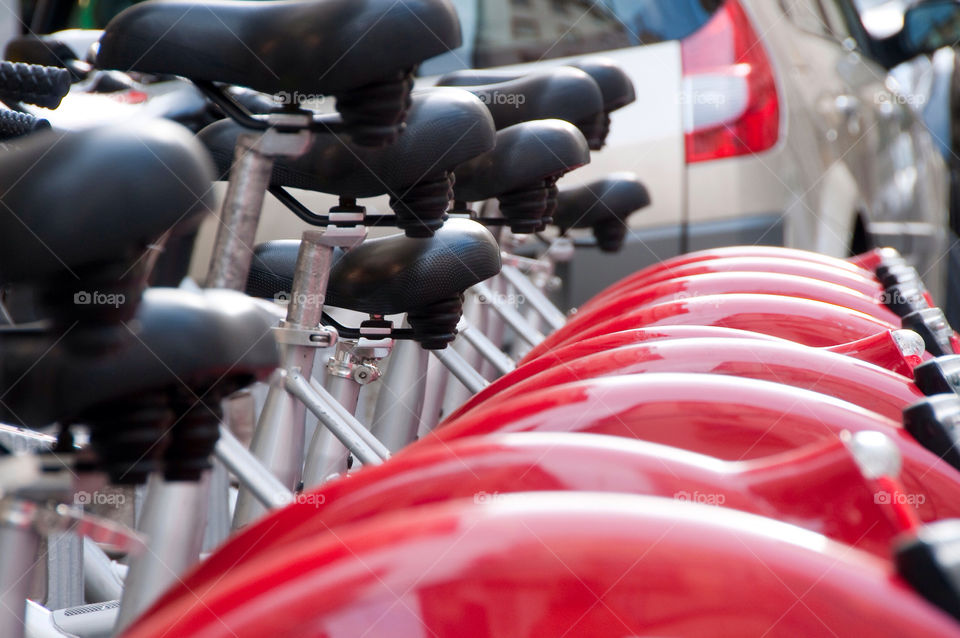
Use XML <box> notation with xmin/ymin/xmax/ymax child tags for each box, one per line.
<box><xmin>272</xmin><ymin>324</ymin><xmax>338</xmax><ymax>348</ymax></box>
<box><xmin>327</xmin><ymin>338</ymin><xmax>392</xmax><ymax>384</ymax></box>
<box><xmin>244</xmin><ymin>124</ymin><xmax>312</xmax><ymax>158</ymax></box>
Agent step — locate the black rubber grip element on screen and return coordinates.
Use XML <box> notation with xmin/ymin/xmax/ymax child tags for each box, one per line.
<box><xmin>0</xmin><ymin>61</ymin><xmax>70</xmax><ymax>109</ymax></box>
<box><xmin>0</xmin><ymin>109</ymin><xmax>50</xmax><ymax>140</ymax></box>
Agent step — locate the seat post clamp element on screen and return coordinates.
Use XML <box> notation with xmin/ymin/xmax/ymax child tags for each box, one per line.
<box><xmin>272</xmin><ymin>324</ymin><xmax>338</xmax><ymax>348</ymax></box>
<box><xmin>326</xmin><ymin>337</ymin><xmax>393</xmax><ymax>385</ymax></box>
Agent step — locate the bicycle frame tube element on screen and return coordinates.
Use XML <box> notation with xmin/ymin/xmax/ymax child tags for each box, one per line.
<box><xmin>478</xmin><ymin>275</ymin><xmax>508</xmax><ymax>379</ymax></box>
<box><xmin>498</xmin><ymin>264</ymin><xmax>566</xmax><ymax>331</ymax></box>
<box><xmin>214</xmin><ymin>426</ymin><xmax>292</xmax><ymax>510</ymax></box>
<box><xmin>441</xmin><ymin>295</ymin><xmax>486</xmax><ymax>415</ymax></box>
<box><xmin>418</xmin><ymin>355</ymin><xmax>450</xmax><ymax>435</ymax></box>
<box><xmin>371</xmin><ymin>331</ymin><xmax>429</xmax><ymax>452</ymax></box>
<box><xmin>457</xmin><ymin>318</ymin><xmax>515</xmax><ymax>377</ymax></box>
<box><xmin>431</xmin><ymin>347</ymin><xmax>488</xmax><ymax>394</ymax></box>
<box><xmin>116</xmin><ymin>474</ymin><xmax>210</xmax><ymax>632</ymax></box>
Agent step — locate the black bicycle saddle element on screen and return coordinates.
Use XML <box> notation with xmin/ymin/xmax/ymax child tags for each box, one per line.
<box><xmin>0</xmin><ymin>120</ymin><xmax>214</xmax><ymax>321</ymax></box>
<box><xmin>552</xmin><ymin>173</ymin><xmax>650</xmax><ymax>253</ymax></box>
<box><xmin>453</xmin><ymin>120</ymin><xmax>590</xmax><ymax>233</ymax></box>
<box><xmin>246</xmin><ymin>218</ymin><xmax>500</xmax><ymax>347</ymax></box>
<box><xmin>97</xmin><ymin>0</ymin><xmax>461</xmax><ymax>99</ymax></box>
<box><xmin>0</xmin><ymin>288</ymin><xmax>277</xmax><ymax>429</ymax></box>
<box><xmin>436</xmin><ymin>67</ymin><xmax>605</xmax><ymax>149</ymax></box>
<box><xmin>199</xmin><ymin>88</ymin><xmax>496</xmax><ymax>237</ymax></box>
<box><xmin>438</xmin><ymin>57</ymin><xmax>635</xmax><ymax>148</ymax></box>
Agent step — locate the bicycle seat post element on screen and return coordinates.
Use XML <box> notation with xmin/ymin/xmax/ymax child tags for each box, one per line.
<box><xmin>205</xmin><ymin>114</ymin><xmax>312</xmax><ymax>290</ymax></box>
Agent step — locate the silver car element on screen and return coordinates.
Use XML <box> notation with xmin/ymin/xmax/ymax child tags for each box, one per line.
<box><xmin>413</xmin><ymin>0</ymin><xmax>952</xmax><ymax>306</ymax></box>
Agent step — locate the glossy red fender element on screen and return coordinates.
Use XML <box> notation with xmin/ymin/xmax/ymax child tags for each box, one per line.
<box><xmin>591</xmin><ymin>245</ymin><xmax>878</xmax><ymax>300</ymax></box>
<box><xmin>154</xmin><ymin>433</ymin><xmax>914</xmax><ymax>596</ymax></box>
<box><xmin>826</xmin><ymin>330</ymin><xmax>925</xmax><ymax>374</ymax></box>
<box><xmin>561</xmin><ymin>271</ymin><xmax>902</xmax><ymax>327</ymax></box>
<box><xmin>583</xmin><ymin>255</ymin><xmax>884</xmax><ymax>311</ymax></box>
<box><xmin>447</xmin><ymin>338</ymin><xmax>923</xmax><ymax>423</ymax></box>
<box><xmin>524</xmin><ymin>293</ymin><xmax>896</xmax><ymax>360</ymax></box>
<box><xmin>848</xmin><ymin>247</ymin><xmax>896</xmax><ymax>271</ymax></box>
<box><xmin>519</xmin><ymin>327</ymin><xmax>920</xmax><ymax>378</ymax></box>
<box><xmin>123</xmin><ymin>494</ymin><xmax>960</xmax><ymax>638</ymax></box>
<box><xmin>427</xmin><ymin>373</ymin><xmax>960</xmax><ymax>521</ymax></box>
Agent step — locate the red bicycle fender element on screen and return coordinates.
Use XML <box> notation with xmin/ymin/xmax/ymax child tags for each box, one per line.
<box><xmin>563</xmin><ymin>272</ymin><xmax>901</xmax><ymax>327</ymax></box>
<box><xmin>448</xmin><ymin>338</ymin><xmax>922</xmax><ymax>423</ymax></box>
<box><xmin>138</xmin><ymin>433</ymin><xmax>920</xmax><ymax>616</ymax></box>
<box><xmin>591</xmin><ymin>245</ymin><xmax>877</xmax><ymax>303</ymax></box>
<box><xmin>825</xmin><ymin>330</ymin><xmax>925</xmax><ymax>376</ymax></box>
<box><xmin>583</xmin><ymin>256</ymin><xmax>883</xmax><ymax>311</ymax></box>
<box><xmin>525</xmin><ymin>293</ymin><xmax>897</xmax><ymax>360</ymax></box>
<box><xmin>123</xmin><ymin>494</ymin><xmax>960</xmax><ymax>638</ymax></box>
<box><xmin>426</xmin><ymin>373</ymin><xmax>960</xmax><ymax>522</ymax></box>
<box><xmin>848</xmin><ymin>247</ymin><xmax>896</xmax><ymax>271</ymax></box>
<box><xmin>516</xmin><ymin>326</ymin><xmax>918</xmax><ymax>377</ymax></box>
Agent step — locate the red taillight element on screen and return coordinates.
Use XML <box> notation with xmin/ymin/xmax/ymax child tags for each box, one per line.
<box><xmin>681</xmin><ymin>0</ymin><xmax>780</xmax><ymax>163</ymax></box>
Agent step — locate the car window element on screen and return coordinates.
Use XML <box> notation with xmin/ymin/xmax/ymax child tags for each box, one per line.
<box><xmin>470</xmin><ymin>0</ymin><xmax>722</xmax><ymax>68</ymax></box>
<box><xmin>472</xmin><ymin>0</ymin><xmax>629</xmax><ymax>67</ymax></box>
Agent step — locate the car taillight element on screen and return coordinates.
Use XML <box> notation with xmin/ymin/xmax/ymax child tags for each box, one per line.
<box><xmin>681</xmin><ymin>0</ymin><xmax>780</xmax><ymax>163</ymax></box>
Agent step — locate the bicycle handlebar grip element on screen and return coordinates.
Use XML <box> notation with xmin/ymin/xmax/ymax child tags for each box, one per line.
<box><xmin>0</xmin><ymin>61</ymin><xmax>70</xmax><ymax>109</ymax></box>
<box><xmin>0</xmin><ymin>109</ymin><xmax>51</xmax><ymax>140</ymax></box>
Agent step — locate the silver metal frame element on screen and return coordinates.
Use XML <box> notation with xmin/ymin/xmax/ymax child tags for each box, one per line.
<box><xmin>116</xmin><ymin>474</ymin><xmax>211</xmax><ymax>631</ymax></box>
<box><xmin>0</xmin><ymin>102</ymin><xmax>591</xmax><ymax>636</ymax></box>
<box><xmin>233</xmin><ymin>226</ymin><xmax>364</xmax><ymax>526</ymax></box>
